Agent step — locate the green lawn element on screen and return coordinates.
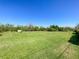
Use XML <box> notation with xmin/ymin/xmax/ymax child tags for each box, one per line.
<box><xmin>0</xmin><ymin>32</ymin><xmax>79</xmax><ymax>59</ymax></box>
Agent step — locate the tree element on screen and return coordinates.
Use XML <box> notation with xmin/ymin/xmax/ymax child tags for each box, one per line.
<box><xmin>49</xmin><ymin>25</ymin><xmax>59</xmax><ymax>31</ymax></box>
<box><xmin>58</xmin><ymin>27</ymin><xmax>64</xmax><ymax>31</ymax></box>
<box><xmin>0</xmin><ymin>24</ymin><xmax>74</xmax><ymax>32</ymax></box>
<box><xmin>34</xmin><ymin>26</ymin><xmax>40</xmax><ymax>31</ymax></box>
<box><xmin>74</xmin><ymin>24</ymin><xmax>79</xmax><ymax>34</ymax></box>
<box><xmin>75</xmin><ymin>24</ymin><xmax>79</xmax><ymax>30</ymax></box>
<box><xmin>40</xmin><ymin>26</ymin><xmax>46</xmax><ymax>31</ymax></box>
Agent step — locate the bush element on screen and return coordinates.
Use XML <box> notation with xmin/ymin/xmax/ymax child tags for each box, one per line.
<box><xmin>75</xmin><ymin>24</ymin><xmax>79</xmax><ymax>36</ymax></box>
<box><xmin>74</xmin><ymin>30</ymin><xmax>79</xmax><ymax>38</ymax></box>
<box><xmin>74</xmin><ymin>29</ymin><xmax>79</xmax><ymax>35</ymax></box>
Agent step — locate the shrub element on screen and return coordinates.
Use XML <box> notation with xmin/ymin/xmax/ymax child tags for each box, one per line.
<box><xmin>74</xmin><ymin>29</ymin><xmax>79</xmax><ymax>35</ymax></box>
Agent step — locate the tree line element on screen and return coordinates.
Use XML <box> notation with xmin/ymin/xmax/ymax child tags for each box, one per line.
<box><xmin>0</xmin><ymin>24</ymin><xmax>73</xmax><ymax>32</ymax></box>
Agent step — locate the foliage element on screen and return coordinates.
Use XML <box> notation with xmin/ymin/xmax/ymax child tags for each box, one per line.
<box><xmin>75</xmin><ymin>24</ymin><xmax>79</xmax><ymax>30</ymax></box>
<box><xmin>74</xmin><ymin>24</ymin><xmax>79</xmax><ymax>35</ymax></box>
<box><xmin>0</xmin><ymin>24</ymin><xmax>73</xmax><ymax>32</ymax></box>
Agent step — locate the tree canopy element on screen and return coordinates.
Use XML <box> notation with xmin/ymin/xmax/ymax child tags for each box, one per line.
<box><xmin>0</xmin><ymin>24</ymin><xmax>73</xmax><ymax>32</ymax></box>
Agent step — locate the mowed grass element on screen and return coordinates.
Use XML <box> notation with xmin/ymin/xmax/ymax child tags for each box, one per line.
<box><xmin>0</xmin><ymin>32</ymin><xmax>79</xmax><ymax>59</ymax></box>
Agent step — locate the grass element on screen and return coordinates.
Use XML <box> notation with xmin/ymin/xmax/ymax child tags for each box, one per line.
<box><xmin>0</xmin><ymin>31</ymin><xmax>79</xmax><ymax>59</ymax></box>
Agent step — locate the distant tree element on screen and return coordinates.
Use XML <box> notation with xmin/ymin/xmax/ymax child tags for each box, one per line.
<box><xmin>0</xmin><ymin>24</ymin><xmax>5</xmax><ymax>32</ymax></box>
<box><xmin>46</xmin><ymin>27</ymin><xmax>52</xmax><ymax>31</ymax></box>
<box><xmin>49</xmin><ymin>25</ymin><xmax>59</xmax><ymax>31</ymax></box>
<box><xmin>33</xmin><ymin>26</ymin><xmax>40</xmax><ymax>31</ymax></box>
<box><xmin>5</xmin><ymin>24</ymin><xmax>14</xmax><ymax>31</ymax></box>
<box><xmin>0</xmin><ymin>23</ymin><xmax>74</xmax><ymax>32</ymax></box>
<box><xmin>27</xmin><ymin>24</ymin><xmax>34</xmax><ymax>31</ymax></box>
<box><xmin>75</xmin><ymin>24</ymin><xmax>79</xmax><ymax>30</ymax></box>
<box><xmin>22</xmin><ymin>26</ymin><xmax>28</xmax><ymax>31</ymax></box>
<box><xmin>58</xmin><ymin>27</ymin><xmax>64</xmax><ymax>31</ymax></box>
<box><xmin>63</xmin><ymin>27</ymin><xmax>73</xmax><ymax>31</ymax></box>
<box><xmin>74</xmin><ymin>24</ymin><xmax>79</xmax><ymax>34</ymax></box>
<box><xmin>40</xmin><ymin>26</ymin><xmax>46</xmax><ymax>31</ymax></box>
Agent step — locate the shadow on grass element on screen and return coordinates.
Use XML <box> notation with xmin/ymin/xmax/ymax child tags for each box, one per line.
<box><xmin>0</xmin><ymin>33</ymin><xmax>2</xmax><ymax>36</ymax></box>
<box><xmin>68</xmin><ymin>33</ymin><xmax>79</xmax><ymax>46</ymax></box>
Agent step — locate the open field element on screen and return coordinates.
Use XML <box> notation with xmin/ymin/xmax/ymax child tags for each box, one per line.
<box><xmin>0</xmin><ymin>32</ymin><xmax>79</xmax><ymax>59</ymax></box>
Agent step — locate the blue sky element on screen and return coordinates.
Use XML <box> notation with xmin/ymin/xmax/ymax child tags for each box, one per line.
<box><xmin>0</xmin><ymin>0</ymin><xmax>79</xmax><ymax>27</ymax></box>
